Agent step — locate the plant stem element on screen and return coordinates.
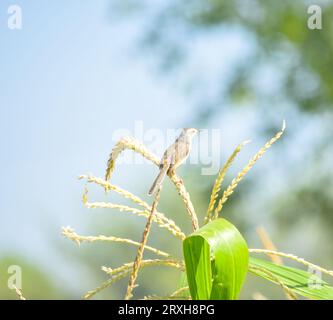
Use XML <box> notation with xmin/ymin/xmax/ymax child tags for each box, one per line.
<box><xmin>124</xmin><ymin>187</ymin><xmax>162</xmax><ymax>300</ymax></box>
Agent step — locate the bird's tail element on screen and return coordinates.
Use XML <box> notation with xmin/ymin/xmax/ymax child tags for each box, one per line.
<box><xmin>148</xmin><ymin>164</ymin><xmax>169</xmax><ymax>196</ymax></box>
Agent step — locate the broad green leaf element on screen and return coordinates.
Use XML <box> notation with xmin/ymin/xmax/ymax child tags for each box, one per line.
<box><xmin>249</xmin><ymin>257</ymin><xmax>333</xmax><ymax>300</ymax></box>
<box><xmin>183</xmin><ymin>218</ymin><xmax>248</xmax><ymax>300</ymax></box>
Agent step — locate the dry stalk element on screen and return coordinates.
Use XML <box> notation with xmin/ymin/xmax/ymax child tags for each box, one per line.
<box><xmin>12</xmin><ymin>285</ymin><xmax>26</xmax><ymax>300</ymax></box>
<box><xmin>169</xmin><ymin>173</ymin><xmax>199</xmax><ymax>230</ymax></box>
<box><xmin>124</xmin><ymin>187</ymin><xmax>162</xmax><ymax>300</ymax></box>
<box><xmin>169</xmin><ymin>286</ymin><xmax>189</xmax><ymax>298</ymax></box>
<box><xmin>214</xmin><ymin>121</ymin><xmax>286</xmax><ymax>218</ymax></box>
<box><xmin>81</xmin><ymin>183</ymin><xmax>185</xmax><ymax>240</ymax></box>
<box><xmin>205</xmin><ymin>140</ymin><xmax>250</xmax><ymax>223</ymax></box>
<box><xmin>83</xmin><ymin>271</ymin><xmax>130</xmax><ymax>299</ymax></box>
<box><xmin>255</xmin><ymin>226</ymin><xmax>297</xmax><ymax>299</ymax></box>
<box><xmin>252</xmin><ymin>292</ymin><xmax>268</xmax><ymax>300</ymax></box>
<box><xmin>104</xmin><ymin>137</ymin><xmax>199</xmax><ymax>231</ymax></box>
<box><xmin>249</xmin><ymin>265</ymin><xmax>297</xmax><ymax>300</ymax></box>
<box><xmin>85</xmin><ymin>259</ymin><xmax>184</xmax><ymax>300</ymax></box>
<box><xmin>80</xmin><ymin>174</ymin><xmax>149</xmax><ymax>208</ymax></box>
<box><xmin>105</xmin><ymin>137</ymin><xmax>160</xmax><ymax>181</ymax></box>
<box><xmin>249</xmin><ymin>249</ymin><xmax>333</xmax><ymax>277</ymax></box>
<box><xmin>256</xmin><ymin>226</ymin><xmax>283</xmax><ymax>265</ymax></box>
<box><xmin>142</xmin><ymin>295</ymin><xmax>191</xmax><ymax>300</ymax></box>
<box><xmin>62</xmin><ymin>226</ymin><xmax>171</xmax><ymax>258</ymax></box>
<box><xmin>102</xmin><ymin>259</ymin><xmax>184</xmax><ymax>277</ymax></box>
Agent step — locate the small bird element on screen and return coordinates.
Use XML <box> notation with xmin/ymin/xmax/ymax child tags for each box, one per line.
<box><xmin>148</xmin><ymin>128</ymin><xmax>199</xmax><ymax>196</ymax></box>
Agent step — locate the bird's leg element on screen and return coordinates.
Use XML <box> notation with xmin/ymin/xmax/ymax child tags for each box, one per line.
<box><xmin>167</xmin><ymin>167</ymin><xmax>182</xmax><ymax>182</ymax></box>
<box><xmin>167</xmin><ymin>167</ymin><xmax>175</xmax><ymax>177</ymax></box>
<box><xmin>168</xmin><ymin>168</ymin><xmax>184</xmax><ymax>187</ymax></box>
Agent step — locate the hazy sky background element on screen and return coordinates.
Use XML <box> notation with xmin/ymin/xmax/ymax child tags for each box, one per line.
<box><xmin>0</xmin><ymin>0</ymin><xmax>196</xmax><ymax>290</ymax></box>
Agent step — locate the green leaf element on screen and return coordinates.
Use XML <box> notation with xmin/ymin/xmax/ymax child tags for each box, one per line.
<box><xmin>249</xmin><ymin>257</ymin><xmax>333</xmax><ymax>300</ymax></box>
<box><xmin>183</xmin><ymin>218</ymin><xmax>248</xmax><ymax>300</ymax></box>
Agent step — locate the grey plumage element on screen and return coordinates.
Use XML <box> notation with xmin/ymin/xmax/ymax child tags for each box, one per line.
<box><xmin>148</xmin><ymin>128</ymin><xmax>198</xmax><ymax>196</ymax></box>
<box><xmin>148</xmin><ymin>162</ymin><xmax>169</xmax><ymax>195</ymax></box>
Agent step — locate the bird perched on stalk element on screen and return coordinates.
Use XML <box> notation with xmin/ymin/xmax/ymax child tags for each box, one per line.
<box><xmin>148</xmin><ymin>128</ymin><xmax>199</xmax><ymax>196</ymax></box>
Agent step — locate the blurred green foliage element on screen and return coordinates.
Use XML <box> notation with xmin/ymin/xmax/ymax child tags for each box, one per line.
<box><xmin>113</xmin><ymin>0</ymin><xmax>333</xmax><ymax>114</ymax></box>
<box><xmin>110</xmin><ymin>0</ymin><xmax>333</xmax><ymax>224</ymax></box>
<box><xmin>0</xmin><ymin>256</ymin><xmax>65</xmax><ymax>299</ymax></box>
